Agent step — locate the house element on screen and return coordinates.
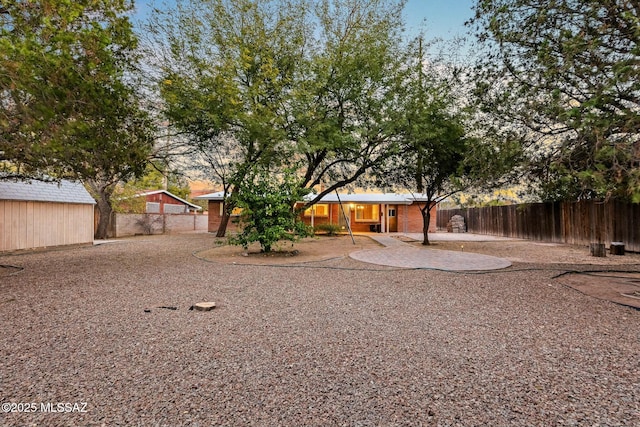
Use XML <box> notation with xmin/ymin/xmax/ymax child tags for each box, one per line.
<box><xmin>299</xmin><ymin>192</ymin><xmax>436</xmax><ymax>234</ymax></box>
<box><xmin>193</xmin><ymin>191</ymin><xmax>241</xmax><ymax>233</ymax></box>
<box><xmin>132</xmin><ymin>190</ymin><xmax>202</xmax><ymax>214</ymax></box>
<box><xmin>0</xmin><ymin>179</ymin><xmax>96</xmax><ymax>252</ymax></box>
<box><xmin>194</xmin><ymin>191</ymin><xmax>436</xmax><ymax>234</ymax></box>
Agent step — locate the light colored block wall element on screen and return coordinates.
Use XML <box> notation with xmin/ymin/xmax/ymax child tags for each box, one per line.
<box><xmin>0</xmin><ymin>200</ymin><xmax>94</xmax><ymax>252</ymax></box>
<box><xmin>115</xmin><ymin>213</ymin><xmax>163</xmax><ymax>237</ymax></box>
<box><xmin>165</xmin><ymin>214</ymin><xmax>207</xmax><ymax>232</ymax></box>
<box><xmin>114</xmin><ymin>213</ymin><xmax>208</xmax><ymax>237</ymax></box>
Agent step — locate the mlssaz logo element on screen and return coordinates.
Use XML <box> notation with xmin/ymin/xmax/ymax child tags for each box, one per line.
<box><xmin>40</xmin><ymin>402</ymin><xmax>89</xmax><ymax>413</ymax></box>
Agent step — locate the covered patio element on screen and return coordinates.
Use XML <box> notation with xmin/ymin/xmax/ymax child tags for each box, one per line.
<box><xmin>301</xmin><ymin>192</ymin><xmax>436</xmax><ymax>234</ymax></box>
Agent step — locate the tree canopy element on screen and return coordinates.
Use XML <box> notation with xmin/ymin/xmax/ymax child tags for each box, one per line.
<box><xmin>146</xmin><ymin>0</ymin><xmax>407</xmax><ymax>236</ymax></box>
<box><xmin>379</xmin><ymin>36</ymin><xmax>520</xmax><ymax>244</ymax></box>
<box><xmin>0</xmin><ymin>0</ymin><xmax>155</xmax><ymax>238</ymax></box>
<box><xmin>469</xmin><ymin>0</ymin><xmax>640</xmax><ymax>201</ymax></box>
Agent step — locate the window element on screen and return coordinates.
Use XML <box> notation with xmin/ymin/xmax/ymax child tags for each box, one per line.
<box><xmin>355</xmin><ymin>204</ymin><xmax>379</xmax><ymax>221</ymax></box>
<box><xmin>304</xmin><ymin>204</ymin><xmax>329</xmax><ymax>217</ymax></box>
<box><xmin>219</xmin><ymin>204</ymin><xmax>243</xmax><ymax>216</ymax></box>
<box><xmin>388</xmin><ymin>208</ymin><xmax>396</xmax><ymax>217</ymax></box>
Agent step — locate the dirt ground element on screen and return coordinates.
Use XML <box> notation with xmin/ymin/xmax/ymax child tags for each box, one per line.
<box><xmin>2</xmin><ymin>233</ymin><xmax>639</xmax><ymax>426</ymax></box>
<box><xmin>5</xmin><ymin>233</ymin><xmax>638</xmax><ymax>308</ymax></box>
<box><xmin>195</xmin><ymin>234</ymin><xmax>383</xmax><ymax>265</ymax></box>
<box><xmin>194</xmin><ymin>233</ymin><xmax>640</xmax><ymax>310</ymax></box>
<box><xmin>196</xmin><ymin>232</ymin><xmax>640</xmax><ymax>267</ymax></box>
<box><xmin>407</xmin><ymin>237</ymin><xmax>640</xmax><ymax>266</ymax></box>
<box><xmin>410</xmin><ymin>237</ymin><xmax>640</xmax><ymax>309</ymax></box>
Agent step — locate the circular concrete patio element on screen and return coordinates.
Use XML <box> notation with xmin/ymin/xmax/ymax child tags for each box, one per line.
<box><xmin>350</xmin><ymin>233</ymin><xmax>512</xmax><ymax>271</ymax></box>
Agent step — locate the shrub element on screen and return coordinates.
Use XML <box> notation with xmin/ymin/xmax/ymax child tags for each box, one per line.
<box><xmin>314</xmin><ymin>223</ymin><xmax>342</xmax><ymax>236</ymax></box>
<box><xmin>228</xmin><ymin>168</ymin><xmax>312</xmax><ymax>252</ymax></box>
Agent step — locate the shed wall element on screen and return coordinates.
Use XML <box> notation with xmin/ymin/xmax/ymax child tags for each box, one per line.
<box><xmin>0</xmin><ymin>200</ymin><xmax>94</xmax><ymax>251</ymax></box>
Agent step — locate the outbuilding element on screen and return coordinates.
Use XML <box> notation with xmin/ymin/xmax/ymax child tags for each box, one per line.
<box><xmin>0</xmin><ymin>179</ymin><xmax>96</xmax><ymax>252</ymax></box>
<box><xmin>131</xmin><ymin>190</ymin><xmax>202</xmax><ymax>214</ymax></box>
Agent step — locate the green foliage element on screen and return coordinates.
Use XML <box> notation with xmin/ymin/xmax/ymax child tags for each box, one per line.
<box><xmin>228</xmin><ymin>169</ymin><xmax>312</xmax><ymax>253</ymax></box>
<box><xmin>314</xmin><ymin>223</ymin><xmax>342</xmax><ymax>236</ymax></box>
<box><xmin>0</xmin><ymin>0</ymin><xmax>155</xmax><ymax>238</ymax></box>
<box><xmin>112</xmin><ymin>185</ymin><xmax>147</xmax><ymax>214</ymax></box>
<box><xmin>470</xmin><ymin>0</ymin><xmax>640</xmax><ymax>201</ymax></box>
<box><xmin>0</xmin><ymin>0</ymin><xmax>151</xmax><ymax>179</ymax></box>
<box><xmin>111</xmin><ymin>164</ymin><xmax>192</xmax><ymax>213</ymax></box>
<box><xmin>380</xmin><ymin>36</ymin><xmax>516</xmax><ymax>202</ymax></box>
<box><xmin>147</xmin><ymin>0</ymin><xmax>406</xmax><ymax>232</ymax></box>
<box><xmin>124</xmin><ymin>164</ymin><xmax>190</xmax><ymax>198</ymax></box>
<box><xmin>378</xmin><ymin>36</ymin><xmax>520</xmax><ymax>244</ymax></box>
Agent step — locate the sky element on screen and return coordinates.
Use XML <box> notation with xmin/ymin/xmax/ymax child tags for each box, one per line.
<box><xmin>133</xmin><ymin>0</ymin><xmax>476</xmax><ymax>41</ymax></box>
<box><xmin>403</xmin><ymin>0</ymin><xmax>475</xmax><ymax>40</ymax></box>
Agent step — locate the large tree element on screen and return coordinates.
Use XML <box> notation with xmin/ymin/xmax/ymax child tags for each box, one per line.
<box><xmin>287</xmin><ymin>0</ymin><xmax>406</xmax><ymax>202</ymax></box>
<box><xmin>380</xmin><ymin>37</ymin><xmax>521</xmax><ymax>245</ymax></box>
<box><xmin>148</xmin><ymin>0</ymin><xmax>308</xmax><ymax>235</ymax></box>
<box><xmin>147</xmin><ymin>0</ymin><xmax>406</xmax><ymax>236</ymax></box>
<box><xmin>0</xmin><ymin>0</ymin><xmax>155</xmax><ymax>238</ymax></box>
<box><xmin>469</xmin><ymin>0</ymin><xmax>640</xmax><ymax>201</ymax></box>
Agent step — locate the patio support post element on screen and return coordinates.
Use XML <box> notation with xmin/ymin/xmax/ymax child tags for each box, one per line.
<box><xmin>386</xmin><ymin>204</ymin><xmax>390</xmax><ymax>233</ymax></box>
<box><xmin>381</xmin><ymin>204</ymin><xmax>387</xmax><ymax>233</ymax></box>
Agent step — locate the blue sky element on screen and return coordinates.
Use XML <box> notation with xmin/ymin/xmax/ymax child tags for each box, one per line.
<box><xmin>133</xmin><ymin>0</ymin><xmax>476</xmax><ymax>40</ymax></box>
<box><xmin>403</xmin><ymin>0</ymin><xmax>475</xmax><ymax>40</ymax></box>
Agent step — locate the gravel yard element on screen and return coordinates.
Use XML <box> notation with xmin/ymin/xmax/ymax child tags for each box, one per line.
<box><xmin>1</xmin><ymin>233</ymin><xmax>639</xmax><ymax>426</ymax></box>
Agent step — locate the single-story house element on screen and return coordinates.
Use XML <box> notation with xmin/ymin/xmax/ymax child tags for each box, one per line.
<box><xmin>0</xmin><ymin>179</ymin><xmax>96</xmax><ymax>252</ymax></box>
<box><xmin>130</xmin><ymin>190</ymin><xmax>202</xmax><ymax>214</ymax></box>
<box><xmin>194</xmin><ymin>191</ymin><xmax>436</xmax><ymax>234</ymax></box>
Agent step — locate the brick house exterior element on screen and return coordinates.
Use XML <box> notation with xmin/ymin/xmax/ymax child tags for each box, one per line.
<box><xmin>298</xmin><ymin>193</ymin><xmax>436</xmax><ymax>234</ymax></box>
<box><xmin>194</xmin><ymin>192</ymin><xmax>436</xmax><ymax>234</ymax></box>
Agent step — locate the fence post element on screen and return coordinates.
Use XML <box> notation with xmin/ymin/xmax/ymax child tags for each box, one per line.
<box><xmin>589</xmin><ymin>201</ymin><xmax>606</xmax><ymax>257</ymax></box>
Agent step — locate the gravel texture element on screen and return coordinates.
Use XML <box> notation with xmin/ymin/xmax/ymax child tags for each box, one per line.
<box><xmin>1</xmin><ymin>233</ymin><xmax>639</xmax><ymax>426</ymax></box>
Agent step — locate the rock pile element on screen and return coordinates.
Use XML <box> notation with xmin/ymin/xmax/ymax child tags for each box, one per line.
<box><xmin>447</xmin><ymin>215</ymin><xmax>466</xmax><ymax>233</ymax></box>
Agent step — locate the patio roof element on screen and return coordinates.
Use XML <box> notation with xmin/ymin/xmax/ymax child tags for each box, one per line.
<box><xmin>306</xmin><ymin>193</ymin><xmax>415</xmax><ymax>205</ymax></box>
<box><xmin>194</xmin><ymin>191</ymin><xmax>432</xmax><ymax>205</ymax></box>
<box><xmin>193</xmin><ymin>190</ymin><xmax>226</xmax><ymax>201</ymax></box>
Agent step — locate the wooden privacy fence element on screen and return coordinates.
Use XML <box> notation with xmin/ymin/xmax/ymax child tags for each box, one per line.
<box><xmin>438</xmin><ymin>201</ymin><xmax>640</xmax><ymax>253</ymax></box>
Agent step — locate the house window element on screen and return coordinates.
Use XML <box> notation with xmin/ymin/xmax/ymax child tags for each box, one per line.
<box><xmin>304</xmin><ymin>204</ymin><xmax>329</xmax><ymax>217</ymax></box>
<box><xmin>355</xmin><ymin>204</ymin><xmax>379</xmax><ymax>221</ymax></box>
<box><xmin>219</xmin><ymin>204</ymin><xmax>243</xmax><ymax>216</ymax></box>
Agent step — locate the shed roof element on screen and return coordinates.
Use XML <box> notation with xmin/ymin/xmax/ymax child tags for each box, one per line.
<box><xmin>0</xmin><ymin>179</ymin><xmax>96</xmax><ymax>204</ymax></box>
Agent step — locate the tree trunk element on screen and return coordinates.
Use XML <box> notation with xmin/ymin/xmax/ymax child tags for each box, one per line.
<box><xmin>422</xmin><ymin>209</ymin><xmax>431</xmax><ymax>245</ymax></box>
<box><xmin>216</xmin><ymin>212</ymin><xmax>230</xmax><ymax>237</ymax></box>
<box><xmin>95</xmin><ymin>192</ymin><xmax>114</xmax><ymax>239</ymax></box>
<box><xmin>216</xmin><ymin>189</ymin><xmax>238</xmax><ymax>237</ymax></box>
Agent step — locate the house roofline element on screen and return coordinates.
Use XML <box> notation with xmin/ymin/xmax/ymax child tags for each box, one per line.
<box><xmin>136</xmin><ymin>190</ymin><xmax>202</xmax><ymax>210</ymax></box>
<box><xmin>195</xmin><ymin>191</ymin><xmax>435</xmax><ymax>205</ymax></box>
